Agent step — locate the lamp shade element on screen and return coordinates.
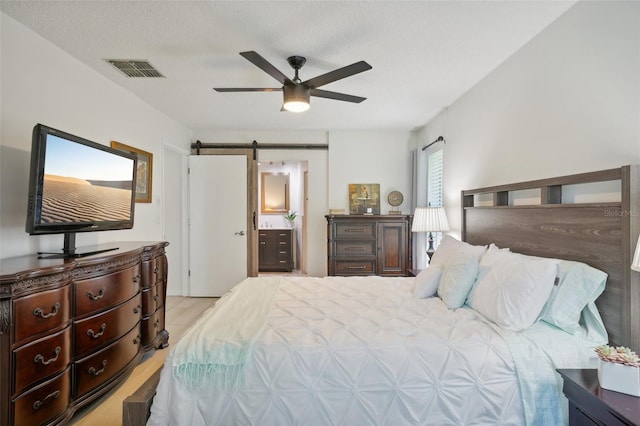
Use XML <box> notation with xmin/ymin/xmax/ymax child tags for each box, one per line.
<box><xmin>412</xmin><ymin>207</ymin><xmax>450</xmax><ymax>233</ymax></box>
<box><xmin>633</xmin><ymin>236</ymin><xmax>640</xmax><ymax>272</ymax></box>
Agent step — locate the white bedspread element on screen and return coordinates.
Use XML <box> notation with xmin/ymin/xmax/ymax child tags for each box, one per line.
<box><xmin>148</xmin><ymin>276</ymin><xmax>598</xmax><ymax>426</ymax></box>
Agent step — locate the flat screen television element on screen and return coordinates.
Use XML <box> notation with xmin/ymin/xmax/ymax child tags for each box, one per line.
<box><xmin>26</xmin><ymin>124</ymin><xmax>137</xmax><ymax>258</ymax></box>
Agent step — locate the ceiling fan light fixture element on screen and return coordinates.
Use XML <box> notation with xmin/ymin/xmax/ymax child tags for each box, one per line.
<box><xmin>283</xmin><ymin>84</ymin><xmax>310</xmax><ymax>112</ymax></box>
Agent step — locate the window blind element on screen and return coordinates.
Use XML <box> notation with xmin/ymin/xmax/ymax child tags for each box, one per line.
<box><xmin>427</xmin><ymin>149</ymin><xmax>444</xmax><ymax>207</ymax></box>
<box><xmin>427</xmin><ymin>148</ymin><xmax>444</xmax><ymax>251</ymax></box>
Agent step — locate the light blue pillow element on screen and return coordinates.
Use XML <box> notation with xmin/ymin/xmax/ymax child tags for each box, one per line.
<box><xmin>540</xmin><ymin>260</ymin><xmax>607</xmax><ymax>334</ymax></box>
<box><xmin>437</xmin><ymin>256</ymin><xmax>479</xmax><ymax>309</ymax></box>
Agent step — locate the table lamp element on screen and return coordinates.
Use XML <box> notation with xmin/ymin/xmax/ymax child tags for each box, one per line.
<box><xmin>412</xmin><ymin>206</ymin><xmax>450</xmax><ymax>259</ymax></box>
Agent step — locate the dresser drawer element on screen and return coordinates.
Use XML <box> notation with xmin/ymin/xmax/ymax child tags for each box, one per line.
<box><xmin>141</xmin><ymin>309</ymin><xmax>165</xmax><ymax>347</ymax></box>
<box><xmin>74</xmin><ymin>293</ymin><xmax>142</xmax><ymax>358</ymax></box>
<box><xmin>335</xmin><ymin>240</ymin><xmax>376</xmax><ymax>256</ymax></box>
<box><xmin>74</xmin><ymin>325</ymin><xmax>141</xmax><ymax>397</ymax></box>
<box><xmin>140</xmin><ymin>258</ymin><xmax>160</xmax><ymax>289</ymax></box>
<box><xmin>334</xmin><ymin>260</ymin><xmax>376</xmax><ymax>275</ymax></box>
<box><xmin>13</xmin><ymin>285</ymin><xmax>71</xmax><ymax>345</ymax></box>
<box><xmin>277</xmin><ymin>249</ymin><xmax>291</xmax><ymax>260</ymax></box>
<box><xmin>12</xmin><ymin>367</ymin><xmax>71</xmax><ymax>426</ymax></box>
<box><xmin>13</xmin><ymin>326</ymin><xmax>72</xmax><ymax>396</ymax></box>
<box><xmin>141</xmin><ymin>284</ymin><xmax>162</xmax><ymax>316</ymax></box>
<box><xmin>155</xmin><ymin>255</ymin><xmax>167</xmax><ymax>284</ymax></box>
<box><xmin>276</xmin><ymin>239</ymin><xmax>290</xmax><ymax>249</ymax></box>
<box><xmin>334</xmin><ymin>223</ymin><xmax>376</xmax><ymax>239</ymax></box>
<box><xmin>75</xmin><ymin>265</ymin><xmax>141</xmax><ymax>317</ymax></box>
<box><xmin>276</xmin><ymin>231</ymin><xmax>291</xmax><ymax>240</ymax></box>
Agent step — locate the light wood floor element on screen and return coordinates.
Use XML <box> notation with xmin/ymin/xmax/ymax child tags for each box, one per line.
<box><xmin>70</xmin><ymin>296</ymin><xmax>218</xmax><ymax>426</ymax></box>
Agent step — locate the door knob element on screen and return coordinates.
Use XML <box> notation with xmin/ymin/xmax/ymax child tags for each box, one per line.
<box><xmin>234</xmin><ymin>230</ymin><xmax>245</xmax><ymax>236</ymax></box>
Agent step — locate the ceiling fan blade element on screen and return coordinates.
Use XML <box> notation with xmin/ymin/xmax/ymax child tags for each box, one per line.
<box><xmin>239</xmin><ymin>51</ymin><xmax>293</xmax><ymax>85</ymax></box>
<box><xmin>310</xmin><ymin>89</ymin><xmax>366</xmax><ymax>103</ymax></box>
<box><xmin>304</xmin><ymin>61</ymin><xmax>372</xmax><ymax>89</ymax></box>
<box><xmin>214</xmin><ymin>88</ymin><xmax>282</xmax><ymax>92</ymax></box>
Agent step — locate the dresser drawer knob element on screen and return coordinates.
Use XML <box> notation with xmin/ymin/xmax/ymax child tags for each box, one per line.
<box><xmin>132</xmin><ymin>274</ymin><xmax>141</xmax><ymax>284</ymax></box>
<box><xmin>154</xmin><ymin>318</ymin><xmax>160</xmax><ymax>329</ymax></box>
<box><xmin>133</xmin><ymin>304</ymin><xmax>142</xmax><ymax>314</ymax></box>
<box><xmin>133</xmin><ymin>334</ymin><xmax>142</xmax><ymax>345</ymax></box>
<box><xmin>32</xmin><ymin>390</ymin><xmax>60</xmax><ymax>411</ymax></box>
<box><xmin>33</xmin><ymin>303</ymin><xmax>61</xmax><ymax>319</ymax></box>
<box><xmin>87</xmin><ymin>323</ymin><xmax>107</xmax><ymax>339</ymax></box>
<box><xmin>86</xmin><ymin>288</ymin><xmax>105</xmax><ymax>301</ymax></box>
<box><xmin>34</xmin><ymin>346</ymin><xmax>61</xmax><ymax>365</ymax></box>
<box><xmin>88</xmin><ymin>359</ymin><xmax>107</xmax><ymax>376</ymax></box>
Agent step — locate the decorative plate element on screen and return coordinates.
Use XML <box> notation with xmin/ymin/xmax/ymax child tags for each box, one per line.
<box><xmin>387</xmin><ymin>191</ymin><xmax>404</xmax><ymax>207</ymax></box>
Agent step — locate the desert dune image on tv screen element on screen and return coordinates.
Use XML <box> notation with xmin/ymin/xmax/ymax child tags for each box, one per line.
<box><xmin>38</xmin><ymin>135</ymin><xmax>134</xmax><ymax>224</ymax></box>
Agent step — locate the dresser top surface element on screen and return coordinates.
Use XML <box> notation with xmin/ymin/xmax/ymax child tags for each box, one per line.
<box><xmin>0</xmin><ymin>241</ymin><xmax>167</xmax><ymax>279</ymax></box>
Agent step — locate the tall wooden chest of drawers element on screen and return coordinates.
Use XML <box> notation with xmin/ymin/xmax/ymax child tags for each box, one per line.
<box><xmin>259</xmin><ymin>229</ymin><xmax>295</xmax><ymax>272</ymax></box>
<box><xmin>0</xmin><ymin>241</ymin><xmax>169</xmax><ymax>426</ymax></box>
<box><xmin>326</xmin><ymin>215</ymin><xmax>413</xmax><ymax>276</ymax></box>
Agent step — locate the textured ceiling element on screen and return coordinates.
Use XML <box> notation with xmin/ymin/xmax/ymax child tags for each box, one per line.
<box><xmin>1</xmin><ymin>1</ymin><xmax>576</xmax><ymax>132</ymax></box>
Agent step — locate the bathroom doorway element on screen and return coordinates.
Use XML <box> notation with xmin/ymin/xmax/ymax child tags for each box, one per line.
<box><xmin>258</xmin><ymin>160</ymin><xmax>308</xmax><ymax>275</ymax></box>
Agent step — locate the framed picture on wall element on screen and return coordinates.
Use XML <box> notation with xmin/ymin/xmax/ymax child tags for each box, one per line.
<box><xmin>110</xmin><ymin>141</ymin><xmax>153</xmax><ymax>203</ymax></box>
<box><xmin>349</xmin><ymin>183</ymin><xmax>380</xmax><ymax>215</ymax></box>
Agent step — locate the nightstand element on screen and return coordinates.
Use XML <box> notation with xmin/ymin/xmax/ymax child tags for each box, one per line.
<box><xmin>557</xmin><ymin>368</ymin><xmax>640</xmax><ymax>425</ymax></box>
<box><xmin>407</xmin><ymin>269</ymin><xmax>422</xmax><ymax>277</ymax></box>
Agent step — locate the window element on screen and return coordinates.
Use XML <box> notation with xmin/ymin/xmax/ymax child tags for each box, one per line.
<box><xmin>427</xmin><ymin>149</ymin><xmax>443</xmax><ymax>207</ymax></box>
<box><xmin>427</xmin><ymin>148</ymin><xmax>444</xmax><ymax>250</ymax></box>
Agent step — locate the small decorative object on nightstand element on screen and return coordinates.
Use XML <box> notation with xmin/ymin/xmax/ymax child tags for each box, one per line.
<box><xmin>558</xmin><ymin>368</ymin><xmax>640</xmax><ymax>425</ymax></box>
<box><xmin>595</xmin><ymin>344</ymin><xmax>640</xmax><ymax>396</ymax></box>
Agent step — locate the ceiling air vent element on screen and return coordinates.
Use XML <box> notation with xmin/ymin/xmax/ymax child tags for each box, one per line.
<box><xmin>105</xmin><ymin>59</ymin><xmax>164</xmax><ymax>78</ymax></box>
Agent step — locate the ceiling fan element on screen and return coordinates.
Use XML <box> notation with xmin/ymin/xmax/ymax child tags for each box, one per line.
<box><xmin>214</xmin><ymin>51</ymin><xmax>372</xmax><ymax>112</ymax></box>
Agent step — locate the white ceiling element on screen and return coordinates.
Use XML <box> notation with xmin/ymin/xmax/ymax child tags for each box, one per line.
<box><xmin>1</xmin><ymin>1</ymin><xmax>576</xmax><ymax>132</ymax></box>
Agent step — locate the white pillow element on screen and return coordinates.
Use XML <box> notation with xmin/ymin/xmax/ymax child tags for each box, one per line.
<box><xmin>437</xmin><ymin>256</ymin><xmax>479</xmax><ymax>309</ymax></box>
<box><xmin>413</xmin><ymin>267</ymin><xmax>442</xmax><ymax>298</ymax></box>
<box><xmin>467</xmin><ymin>249</ymin><xmax>558</xmax><ymax>331</ymax></box>
<box><xmin>430</xmin><ymin>235</ymin><xmax>487</xmax><ymax>268</ymax></box>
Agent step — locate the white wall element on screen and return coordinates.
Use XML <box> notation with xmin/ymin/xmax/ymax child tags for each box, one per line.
<box><xmin>328</xmin><ymin>131</ymin><xmax>415</xmax><ymax>215</ymax></box>
<box><xmin>417</xmin><ymin>0</ymin><xmax>640</xmax><ymax>238</ymax></box>
<box><xmin>0</xmin><ymin>13</ymin><xmax>192</xmax><ymax>259</ymax></box>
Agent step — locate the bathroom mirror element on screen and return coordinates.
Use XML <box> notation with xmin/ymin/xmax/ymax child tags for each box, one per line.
<box><xmin>261</xmin><ymin>172</ymin><xmax>289</xmax><ymax>214</ymax></box>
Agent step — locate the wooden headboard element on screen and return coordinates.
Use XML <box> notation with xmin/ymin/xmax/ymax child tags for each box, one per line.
<box><xmin>462</xmin><ymin>165</ymin><xmax>640</xmax><ymax>351</ymax></box>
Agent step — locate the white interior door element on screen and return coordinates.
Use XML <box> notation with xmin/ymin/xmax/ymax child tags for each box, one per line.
<box><xmin>189</xmin><ymin>155</ymin><xmax>247</xmax><ymax>296</ymax></box>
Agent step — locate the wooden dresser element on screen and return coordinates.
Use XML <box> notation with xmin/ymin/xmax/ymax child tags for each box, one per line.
<box><xmin>326</xmin><ymin>215</ymin><xmax>412</xmax><ymax>276</ymax></box>
<box><xmin>259</xmin><ymin>229</ymin><xmax>294</xmax><ymax>272</ymax></box>
<box><xmin>0</xmin><ymin>241</ymin><xmax>169</xmax><ymax>426</ymax></box>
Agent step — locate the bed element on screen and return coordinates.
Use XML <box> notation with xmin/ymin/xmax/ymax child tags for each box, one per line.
<box><xmin>148</xmin><ymin>165</ymin><xmax>639</xmax><ymax>426</ymax></box>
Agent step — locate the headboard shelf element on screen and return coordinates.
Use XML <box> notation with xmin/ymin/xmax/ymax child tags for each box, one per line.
<box><xmin>462</xmin><ymin>165</ymin><xmax>640</xmax><ymax>351</ymax></box>
<box><xmin>462</xmin><ymin>167</ymin><xmax>623</xmax><ymax>208</ymax></box>
<box><xmin>465</xmin><ymin>202</ymin><xmax>622</xmax><ymax>210</ymax></box>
